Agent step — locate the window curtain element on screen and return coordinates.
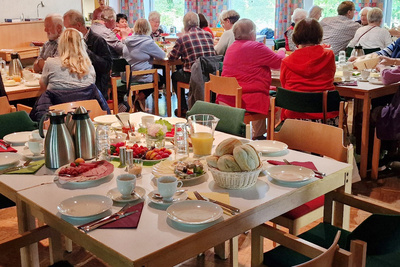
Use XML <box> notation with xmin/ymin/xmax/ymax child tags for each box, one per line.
<box><xmin>184</xmin><ymin>0</ymin><xmax>228</xmax><ymax>27</ymax></box>
<box><xmin>275</xmin><ymin>0</ymin><xmax>303</xmax><ymax>39</ymax></box>
<box><xmin>121</xmin><ymin>0</ymin><xmax>145</xmax><ymax>27</ymax></box>
<box><xmin>354</xmin><ymin>0</ymin><xmax>384</xmax><ymax>17</ymax></box>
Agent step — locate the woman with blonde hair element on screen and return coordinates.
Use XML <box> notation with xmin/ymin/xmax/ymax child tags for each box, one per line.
<box><xmin>123</xmin><ymin>18</ymin><xmax>165</xmax><ymax>111</ymax></box>
<box><xmin>40</xmin><ymin>28</ymin><xmax>96</xmax><ymax>90</ymax></box>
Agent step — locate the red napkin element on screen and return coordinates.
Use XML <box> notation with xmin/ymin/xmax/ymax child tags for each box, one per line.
<box><xmin>0</xmin><ymin>140</ymin><xmax>17</xmax><ymax>153</ymax></box>
<box><xmin>166</xmin><ymin>127</ymin><xmax>175</xmax><ymax>138</ymax></box>
<box><xmin>267</xmin><ymin>160</ymin><xmax>318</xmax><ymax>173</ymax></box>
<box><xmin>100</xmin><ymin>202</ymin><xmax>144</xmax><ymax>229</ymax></box>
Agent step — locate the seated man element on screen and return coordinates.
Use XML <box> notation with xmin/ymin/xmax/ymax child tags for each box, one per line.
<box><xmin>90</xmin><ymin>6</ymin><xmax>126</xmax><ymax>58</ymax></box>
<box><xmin>33</xmin><ymin>13</ymin><xmax>64</xmax><ymax>73</ymax></box>
<box><xmin>169</xmin><ymin>11</ymin><xmax>215</xmax><ymax>116</ymax></box>
<box><xmin>320</xmin><ymin>1</ymin><xmax>360</xmax><ymax>55</ymax></box>
<box><xmin>63</xmin><ymin>9</ymin><xmax>112</xmax><ymax>98</ymax></box>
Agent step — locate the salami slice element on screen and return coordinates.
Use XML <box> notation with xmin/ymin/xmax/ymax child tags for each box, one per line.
<box><xmin>57</xmin><ymin>160</ymin><xmax>114</xmax><ymax>183</ymax></box>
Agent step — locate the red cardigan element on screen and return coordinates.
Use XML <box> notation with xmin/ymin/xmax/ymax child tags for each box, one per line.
<box><xmin>280</xmin><ymin>45</ymin><xmax>337</xmax><ymax>120</ymax></box>
<box><xmin>217</xmin><ymin>40</ymin><xmax>285</xmax><ymax>115</ymax></box>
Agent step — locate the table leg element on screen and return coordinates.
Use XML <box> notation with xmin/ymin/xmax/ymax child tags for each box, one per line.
<box><xmin>359</xmin><ymin>95</ymin><xmax>371</xmax><ymax>179</ymax></box>
<box><xmin>165</xmin><ymin>64</ymin><xmax>172</xmax><ymax>117</ymax></box>
<box><xmin>251</xmin><ymin>226</ymin><xmax>264</xmax><ymax>267</ymax></box>
<box><xmin>230</xmin><ymin>236</ymin><xmax>239</xmax><ymax>267</ymax></box>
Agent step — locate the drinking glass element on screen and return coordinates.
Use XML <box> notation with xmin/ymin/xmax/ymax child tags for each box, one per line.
<box><xmin>174</xmin><ymin>123</ymin><xmax>189</xmax><ymax>160</ymax></box>
<box><xmin>187</xmin><ymin>114</ymin><xmax>219</xmax><ymax>157</ymax></box>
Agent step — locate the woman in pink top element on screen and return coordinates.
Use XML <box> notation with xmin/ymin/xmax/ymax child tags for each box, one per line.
<box><xmin>217</xmin><ymin>18</ymin><xmax>286</xmax><ymax>137</ymax></box>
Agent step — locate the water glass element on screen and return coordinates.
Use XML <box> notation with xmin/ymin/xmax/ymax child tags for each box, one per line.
<box><xmin>338</xmin><ymin>50</ymin><xmax>346</xmax><ymax>64</ymax></box>
<box><xmin>174</xmin><ymin>123</ymin><xmax>189</xmax><ymax>160</ymax></box>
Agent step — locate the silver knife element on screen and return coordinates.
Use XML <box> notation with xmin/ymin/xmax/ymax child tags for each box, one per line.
<box><xmin>0</xmin><ymin>165</ymin><xmax>23</xmax><ymax>175</ymax></box>
<box><xmin>80</xmin><ymin>210</ymin><xmax>139</xmax><ymax>233</ymax></box>
<box><xmin>0</xmin><ymin>143</ymin><xmax>7</xmax><ymax>150</ymax></box>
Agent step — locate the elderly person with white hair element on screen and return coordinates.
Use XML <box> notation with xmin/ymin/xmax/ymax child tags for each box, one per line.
<box><xmin>348</xmin><ymin>7</ymin><xmax>392</xmax><ymax>50</ymax></box>
<box><xmin>285</xmin><ymin>8</ymin><xmax>308</xmax><ymax>51</ymax></box>
<box><xmin>169</xmin><ymin>11</ymin><xmax>215</xmax><ymax>116</ymax></box>
<box><xmin>356</xmin><ymin>6</ymin><xmax>372</xmax><ymax>26</ymax></box>
<box><xmin>148</xmin><ymin>11</ymin><xmax>164</xmax><ymax>39</ymax></box>
<box><xmin>217</xmin><ymin>18</ymin><xmax>285</xmax><ymax>138</ymax></box>
<box><xmin>91</xmin><ymin>6</ymin><xmax>126</xmax><ymax>58</ymax></box>
<box><xmin>215</xmin><ymin>10</ymin><xmax>240</xmax><ymax>55</ymax></box>
<box><xmin>123</xmin><ymin>19</ymin><xmax>165</xmax><ymax>111</ymax></box>
<box><xmin>34</xmin><ymin>13</ymin><xmax>64</xmax><ymax>73</ymax></box>
<box><xmin>308</xmin><ymin>5</ymin><xmax>323</xmax><ymax>21</ymax></box>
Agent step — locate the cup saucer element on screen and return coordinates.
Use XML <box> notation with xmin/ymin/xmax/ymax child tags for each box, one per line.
<box><xmin>358</xmin><ymin>77</ymin><xmax>369</xmax><ymax>82</ymax></box>
<box><xmin>21</xmin><ymin>148</ymin><xmax>44</xmax><ymax>160</ymax></box>
<box><xmin>106</xmin><ymin>186</ymin><xmax>146</xmax><ymax>202</ymax></box>
<box><xmin>148</xmin><ymin>190</ymin><xmax>188</xmax><ymax>205</ymax></box>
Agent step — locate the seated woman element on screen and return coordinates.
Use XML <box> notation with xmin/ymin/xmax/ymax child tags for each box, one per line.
<box><xmin>31</xmin><ymin>28</ymin><xmax>109</xmax><ymax>121</ymax></box>
<box><xmin>280</xmin><ymin>18</ymin><xmax>337</xmax><ymax>124</ymax></box>
<box><xmin>123</xmin><ymin>18</ymin><xmax>165</xmax><ymax>112</ymax></box>
<box><xmin>198</xmin><ymin>13</ymin><xmax>214</xmax><ymax>38</ymax></box>
<box><xmin>347</xmin><ymin>8</ymin><xmax>392</xmax><ymax>51</ymax></box>
<box><xmin>217</xmin><ymin>18</ymin><xmax>285</xmax><ymax>138</ymax></box>
<box><xmin>285</xmin><ymin>8</ymin><xmax>307</xmax><ymax>51</ymax></box>
<box><xmin>148</xmin><ymin>11</ymin><xmax>164</xmax><ymax>40</ymax></box>
<box><xmin>114</xmin><ymin>13</ymin><xmax>133</xmax><ymax>40</ymax></box>
<box><xmin>215</xmin><ymin>10</ymin><xmax>240</xmax><ymax>56</ymax></box>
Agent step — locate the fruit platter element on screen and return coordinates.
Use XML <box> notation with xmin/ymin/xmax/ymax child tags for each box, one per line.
<box><xmin>110</xmin><ymin>142</ymin><xmax>172</xmax><ymax>165</ymax></box>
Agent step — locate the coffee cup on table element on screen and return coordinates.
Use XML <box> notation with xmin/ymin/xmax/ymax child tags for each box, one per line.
<box><xmin>157</xmin><ymin>176</ymin><xmax>183</xmax><ymax>202</ymax></box>
<box><xmin>28</xmin><ymin>138</ymin><xmax>44</xmax><ymax>156</ymax></box>
<box><xmin>342</xmin><ymin>70</ymin><xmax>352</xmax><ymax>82</ymax></box>
<box><xmin>361</xmin><ymin>69</ymin><xmax>370</xmax><ymax>80</ymax></box>
<box><xmin>117</xmin><ymin>174</ymin><xmax>136</xmax><ymax>199</ymax></box>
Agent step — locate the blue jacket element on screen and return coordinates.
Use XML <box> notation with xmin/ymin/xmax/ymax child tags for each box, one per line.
<box><xmin>30</xmin><ymin>84</ymin><xmax>110</xmax><ymax>122</ymax></box>
<box><xmin>376</xmin><ymin>38</ymin><xmax>400</xmax><ymax>58</ymax></box>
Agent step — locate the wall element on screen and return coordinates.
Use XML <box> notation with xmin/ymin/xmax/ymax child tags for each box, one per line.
<box><xmin>0</xmin><ymin>0</ymin><xmax>82</xmax><ymax>22</ymax></box>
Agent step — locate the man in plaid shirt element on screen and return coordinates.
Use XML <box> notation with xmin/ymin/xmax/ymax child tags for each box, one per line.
<box><xmin>169</xmin><ymin>11</ymin><xmax>215</xmax><ymax>116</ymax></box>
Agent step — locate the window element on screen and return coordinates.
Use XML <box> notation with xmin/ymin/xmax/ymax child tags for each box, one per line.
<box><xmin>229</xmin><ymin>0</ymin><xmax>275</xmax><ymax>32</ymax></box>
<box><xmin>390</xmin><ymin>0</ymin><xmax>400</xmax><ymax>27</ymax></box>
<box><xmin>153</xmin><ymin>0</ymin><xmax>184</xmax><ymax>32</ymax></box>
<box><xmin>311</xmin><ymin>0</ymin><xmax>338</xmax><ymax>18</ymax></box>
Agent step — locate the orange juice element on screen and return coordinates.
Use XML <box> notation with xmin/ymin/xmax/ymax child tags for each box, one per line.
<box><xmin>191</xmin><ymin>132</ymin><xmax>213</xmax><ymax>156</ymax></box>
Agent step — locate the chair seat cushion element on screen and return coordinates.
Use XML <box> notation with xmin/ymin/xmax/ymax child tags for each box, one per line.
<box><xmin>263</xmin><ymin>223</ymin><xmax>350</xmax><ymax>267</ymax></box>
<box><xmin>281</xmin><ymin>196</ymin><xmax>324</xmax><ymax>220</ymax></box>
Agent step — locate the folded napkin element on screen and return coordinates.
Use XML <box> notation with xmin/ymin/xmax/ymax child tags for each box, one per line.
<box><xmin>334</xmin><ymin>80</ymin><xmax>358</xmax><ymax>86</ymax></box>
<box><xmin>0</xmin><ymin>140</ymin><xmax>17</xmax><ymax>153</ymax></box>
<box><xmin>267</xmin><ymin>160</ymin><xmax>318</xmax><ymax>173</ymax></box>
<box><xmin>187</xmin><ymin>191</ymin><xmax>232</xmax><ymax>215</ymax></box>
<box><xmin>6</xmin><ymin>160</ymin><xmax>45</xmax><ymax>174</ymax></box>
<box><xmin>100</xmin><ymin>202</ymin><xmax>144</xmax><ymax>229</ymax></box>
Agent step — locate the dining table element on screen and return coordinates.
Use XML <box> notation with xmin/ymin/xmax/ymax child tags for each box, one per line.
<box><xmin>0</xmin><ymin>112</ymin><xmax>352</xmax><ymax>267</ymax></box>
<box><xmin>4</xmin><ymin>80</ymin><xmax>43</xmax><ymax>101</ymax></box>
<box><xmin>153</xmin><ymin>58</ymin><xmax>183</xmax><ymax>117</ymax></box>
<box><xmin>271</xmin><ymin>73</ymin><xmax>398</xmax><ymax>179</ymax></box>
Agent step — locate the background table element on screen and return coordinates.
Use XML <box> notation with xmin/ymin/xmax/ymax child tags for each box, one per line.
<box><xmin>5</xmin><ymin>83</ymin><xmax>42</xmax><ymax>101</ymax></box>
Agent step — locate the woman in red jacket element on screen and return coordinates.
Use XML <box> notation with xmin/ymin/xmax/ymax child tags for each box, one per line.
<box><xmin>280</xmin><ymin>18</ymin><xmax>338</xmax><ymax>122</ymax></box>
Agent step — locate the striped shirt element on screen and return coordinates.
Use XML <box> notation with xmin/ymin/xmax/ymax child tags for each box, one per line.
<box><xmin>169</xmin><ymin>27</ymin><xmax>215</xmax><ymax>72</ymax></box>
<box><xmin>38</xmin><ymin>40</ymin><xmax>58</xmax><ymax>60</ymax></box>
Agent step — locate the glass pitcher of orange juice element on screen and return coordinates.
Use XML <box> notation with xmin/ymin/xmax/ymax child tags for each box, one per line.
<box><xmin>187</xmin><ymin>114</ymin><xmax>219</xmax><ymax>157</ymax></box>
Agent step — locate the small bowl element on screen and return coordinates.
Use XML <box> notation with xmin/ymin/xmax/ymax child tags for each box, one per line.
<box><xmin>110</xmin><ymin>133</ymin><xmax>127</xmax><ymax>144</ymax></box>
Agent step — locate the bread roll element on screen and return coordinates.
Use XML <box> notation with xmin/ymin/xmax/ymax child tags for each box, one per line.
<box><xmin>233</xmin><ymin>144</ymin><xmax>260</xmax><ymax>171</ymax></box>
<box><xmin>206</xmin><ymin>155</ymin><xmax>219</xmax><ymax>168</ymax></box>
<box><xmin>217</xmin><ymin>155</ymin><xmax>241</xmax><ymax>172</ymax></box>
<box><xmin>215</xmin><ymin>138</ymin><xmax>242</xmax><ymax>156</ymax></box>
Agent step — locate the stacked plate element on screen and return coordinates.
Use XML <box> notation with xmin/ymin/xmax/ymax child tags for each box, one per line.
<box><xmin>266</xmin><ymin>165</ymin><xmax>315</xmax><ymax>184</ymax></box>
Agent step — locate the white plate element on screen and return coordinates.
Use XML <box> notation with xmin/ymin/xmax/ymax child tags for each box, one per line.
<box><xmin>148</xmin><ymin>190</ymin><xmax>188</xmax><ymax>205</ymax></box>
<box><xmin>166</xmin><ymin>200</ymin><xmax>223</xmax><ymax>224</ymax></box>
<box><xmin>20</xmin><ymin>148</ymin><xmax>44</xmax><ymax>160</ymax></box>
<box><xmin>93</xmin><ymin>115</ymin><xmax>118</xmax><ymax>125</ymax></box>
<box><xmin>358</xmin><ymin>77</ymin><xmax>369</xmax><ymax>82</ymax></box>
<box><xmin>25</xmin><ymin>80</ymin><xmax>40</xmax><ymax>87</ymax></box>
<box><xmin>3</xmin><ymin>131</ymin><xmax>33</xmax><ymax>145</ymax></box>
<box><xmin>250</xmin><ymin>140</ymin><xmax>288</xmax><ymax>154</ymax></box>
<box><xmin>57</xmin><ymin>195</ymin><xmax>113</xmax><ymax>218</ymax></box>
<box><xmin>106</xmin><ymin>186</ymin><xmax>145</xmax><ymax>202</ymax></box>
<box><xmin>369</xmin><ymin>79</ymin><xmax>383</xmax><ymax>85</ymax></box>
<box><xmin>0</xmin><ymin>152</ymin><xmax>22</xmax><ymax>169</ymax></box>
<box><xmin>3</xmin><ymin>81</ymin><xmax>20</xmax><ymax>87</ymax></box>
<box><xmin>266</xmin><ymin>165</ymin><xmax>315</xmax><ymax>183</ymax></box>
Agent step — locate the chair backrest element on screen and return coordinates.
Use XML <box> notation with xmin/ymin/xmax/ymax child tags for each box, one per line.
<box><xmin>186</xmin><ymin>101</ymin><xmax>246</xmax><ymax>137</ymax></box>
<box><xmin>0</xmin><ymin>111</ymin><xmax>38</xmax><ymax>139</ymax></box>
<box><xmin>50</xmin><ymin>100</ymin><xmax>107</xmax><ymax>120</ymax></box>
<box><xmin>112</xmin><ymin>58</ymin><xmax>129</xmax><ymax>74</ymax></box>
<box><xmin>204</xmin><ymin>74</ymin><xmax>242</xmax><ymax>108</ymax></box>
<box><xmin>0</xmin><ymin>96</ymin><xmax>16</xmax><ymax>114</ymax></box>
<box><xmin>294</xmin><ymin>231</ymin><xmax>341</xmax><ymax>267</ymax></box>
<box><xmin>274</xmin><ymin>119</ymin><xmax>348</xmax><ymax>163</ymax></box>
<box><xmin>274</xmin><ymin>38</ymin><xmax>286</xmax><ymax>50</ymax></box>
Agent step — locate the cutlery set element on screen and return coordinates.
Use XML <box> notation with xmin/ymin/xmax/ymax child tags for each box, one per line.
<box><xmin>0</xmin><ymin>159</ymin><xmax>32</xmax><ymax>175</ymax></box>
<box><xmin>78</xmin><ymin>203</ymin><xmax>138</xmax><ymax>233</ymax></box>
<box><xmin>0</xmin><ymin>140</ymin><xmax>10</xmax><ymax>150</ymax></box>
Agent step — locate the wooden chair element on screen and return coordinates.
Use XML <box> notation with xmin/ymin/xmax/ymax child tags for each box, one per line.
<box><xmin>204</xmin><ymin>74</ymin><xmax>270</xmax><ymax>139</ymax></box>
<box><xmin>109</xmin><ymin>58</ymin><xmax>129</xmax><ymax>114</ymax></box>
<box><xmin>0</xmin><ymin>96</ymin><xmax>16</xmax><ymax>114</ymax></box>
<box><xmin>273</xmin><ymin>38</ymin><xmax>286</xmax><ymax>50</ymax></box>
<box><xmin>268</xmin><ymin>87</ymin><xmax>346</xmax><ymax>140</ymax></box>
<box><xmin>176</xmin><ymin>81</ymin><xmax>190</xmax><ymax>117</ymax></box>
<box><xmin>270</xmin><ymin>119</ymin><xmax>353</xmax><ymax>235</ymax></box>
<box><xmin>50</xmin><ymin>99</ymin><xmax>107</xmax><ymax>120</ymax></box>
<box><xmin>125</xmin><ymin>64</ymin><xmax>159</xmax><ymax>115</ymax></box>
<box><xmin>252</xmin><ymin>190</ymin><xmax>400</xmax><ymax>267</ymax></box>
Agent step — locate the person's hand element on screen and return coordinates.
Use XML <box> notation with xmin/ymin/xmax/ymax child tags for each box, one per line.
<box><xmin>33</xmin><ymin>58</ymin><xmax>45</xmax><ymax>73</ymax></box>
<box><xmin>347</xmin><ymin>56</ymin><xmax>358</xmax><ymax>62</ymax></box>
<box><xmin>389</xmin><ymin>28</ymin><xmax>400</xmax><ymax>37</ymax></box>
<box><xmin>375</xmin><ymin>63</ymin><xmax>385</xmax><ymax>72</ymax></box>
<box><xmin>379</xmin><ymin>55</ymin><xmax>396</xmax><ymax>66</ymax></box>
<box><xmin>277</xmin><ymin>48</ymin><xmax>286</xmax><ymax>53</ymax></box>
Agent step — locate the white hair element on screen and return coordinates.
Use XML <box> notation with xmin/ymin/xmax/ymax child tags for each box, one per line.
<box><xmin>291</xmin><ymin>8</ymin><xmax>308</xmax><ymax>23</ymax></box>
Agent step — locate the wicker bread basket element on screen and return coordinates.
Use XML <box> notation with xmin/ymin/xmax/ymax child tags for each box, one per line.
<box><xmin>208</xmin><ymin>164</ymin><xmax>263</xmax><ymax>189</ymax></box>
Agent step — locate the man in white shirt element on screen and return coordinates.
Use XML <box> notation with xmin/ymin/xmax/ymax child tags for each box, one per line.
<box><xmin>320</xmin><ymin>1</ymin><xmax>360</xmax><ymax>55</ymax></box>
